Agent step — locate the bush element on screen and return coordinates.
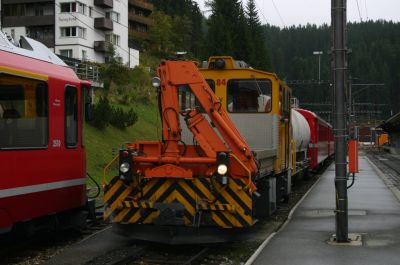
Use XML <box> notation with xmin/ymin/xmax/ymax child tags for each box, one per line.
<box><xmin>89</xmin><ymin>97</ymin><xmax>112</xmax><ymax>129</ymax></box>
<box><xmin>110</xmin><ymin>106</ymin><xmax>138</xmax><ymax>129</ymax></box>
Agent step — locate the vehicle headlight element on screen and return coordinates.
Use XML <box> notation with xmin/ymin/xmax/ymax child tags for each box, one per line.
<box><xmin>151</xmin><ymin>77</ymin><xmax>161</xmax><ymax>88</ymax></box>
<box><xmin>217</xmin><ymin>164</ymin><xmax>228</xmax><ymax>175</ymax></box>
<box><xmin>120</xmin><ymin>162</ymin><xmax>130</xmax><ymax>173</ymax></box>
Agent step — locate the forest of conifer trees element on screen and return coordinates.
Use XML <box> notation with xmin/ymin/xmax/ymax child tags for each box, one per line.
<box><xmin>150</xmin><ymin>0</ymin><xmax>399</xmax><ymax>120</ymax></box>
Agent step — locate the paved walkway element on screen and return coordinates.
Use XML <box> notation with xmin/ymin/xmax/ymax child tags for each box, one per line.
<box><xmin>251</xmin><ymin>156</ymin><xmax>400</xmax><ymax>265</ymax></box>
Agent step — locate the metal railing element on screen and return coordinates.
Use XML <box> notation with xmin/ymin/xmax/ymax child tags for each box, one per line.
<box><xmin>59</xmin><ymin>55</ymin><xmax>101</xmax><ymax>83</ymax></box>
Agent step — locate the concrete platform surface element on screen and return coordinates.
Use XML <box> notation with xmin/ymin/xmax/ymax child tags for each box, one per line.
<box><xmin>251</xmin><ymin>156</ymin><xmax>400</xmax><ymax>265</ymax></box>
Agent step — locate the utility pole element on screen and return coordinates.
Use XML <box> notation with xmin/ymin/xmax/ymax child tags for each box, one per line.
<box><xmin>332</xmin><ymin>0</ymin><xmax>348</xmax><ymax>242</ymax></box>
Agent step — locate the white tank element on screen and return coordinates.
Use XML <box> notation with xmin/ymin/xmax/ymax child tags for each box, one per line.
<box><xmin>291</xmin><ymin>109</ymin><xmax>311</xmax><ymax>152</ymax></box>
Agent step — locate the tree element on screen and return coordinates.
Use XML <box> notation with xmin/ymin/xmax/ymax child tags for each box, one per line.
<box><xmin>152</xmin><ymin>0</ymin><xmax>205</xmax><ymax>57</ymax></box>
<box><xmin>148</xmin><ymin>11</ymin><xmax>175</xmax><ymax>55</ymax></box>
<box><xmin>100</xmin><ymin>45</ymin><xmax>130</xmax><ymax>92</ymax></box>
<box><xmin>245</xmin><ymin>0</ymin><xmax>270</xmax><ymax>70</ymax></box>
<box><xmin>206</xmin><ymin>0</ymin><xmax>242</xmax><ymax>56</ymax></box>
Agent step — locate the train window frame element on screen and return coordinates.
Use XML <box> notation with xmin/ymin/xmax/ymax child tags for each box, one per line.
<box><xmin>64</xmin><ymin>85</ymin><xmax>78</xmax><ymax>148</ymax></box>
<box><xmin>0</xmin><ymin>74</ymin><xmax>49</xmax><ymax>150</ymax></box>
<box><xmin>80</xmin><ymin>87</ymin><xmax>85</xmax><ymax>148</ymax></box>
<box><xmin>281</xmin><ymin>86</ymin><xmax>291</xmax><ymax>119</ymax></box>
<box><xmin>226</xmin><ymin>78</ymin><xmax>273</xmax><ymax>114</ymax></box>
<box><xmin>205</xmin><ymin>79</ymin><xmax>216</xmax><ymax>92</ymax></box>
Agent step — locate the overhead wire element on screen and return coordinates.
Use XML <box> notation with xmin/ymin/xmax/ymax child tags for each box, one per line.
<box><xmin>270</xmin><ymin>0</ymin><xmax>286</xmax><ymax>28</ymax></box>
<box><xmin>253</xmin><ymin>0</ymin><xmax>269</xmax><ymax>25</ymax></box>
<box><xmin>364</xmin><ymin>0</ymin><xmax>369</xmax><ymax>20</ymax></box>
<box><xmin>355</xmin><ymin>0</ymin><xmax>363</xmax><ymax>22</ymax></box>
<box><xmin>54</xmin><ymin>2</ymin><xmax>140</xmax><ymax>61</ymax></box>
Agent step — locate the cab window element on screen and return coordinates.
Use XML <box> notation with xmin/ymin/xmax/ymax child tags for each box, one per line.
<box><xmin>0</xmin><ymin>74</ymin><xmax>48</xmax><ymax>149</ymax></box>
<box><xmin>205</xmin><ymin>79</ymin><xmax>216</xmax><ymax>92</ymax></box>
<box><xmin>178</xmin><ymin>85</ymin><xmax>204</xmax><ymax>112</ymax></box>
<box><xmin>227</xmin><ymin>79</ymin><xmax>272</xmax><ymax>113</ymax></box>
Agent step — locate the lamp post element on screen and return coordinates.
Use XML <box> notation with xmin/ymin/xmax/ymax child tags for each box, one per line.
<box><xmin>313</xmin><ymin>51</ymin><xmax>323</xmax><ymax>85</ymax></box>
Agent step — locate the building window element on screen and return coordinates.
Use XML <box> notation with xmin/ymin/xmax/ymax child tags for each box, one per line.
<box><xmin>0</xmin><ymin>74</ymin><xmax>48</xmax><ymax>149</ymax></box>
<box><xmin>82</xmin><ymin>50</ymin><xmax>87</xmax><ymax>61</ymax></box>
<box><xmin>35</xmin><ymin>7</ymin><xmax>44</xmax><ymax>16</ymax></box>
<box><xmin>65</xmin><ymin>86</ymin><xmax>78</xmax><ymax>148</ymax></box>
<box><xmin>106</xmin><ymin>11</ymin><xmax>120</xmax><ymax>23</ymax></box>
<box><xmin>60</xmin><ymin>2</ymin><xmax>76</xmax><ymax>13</ymax></box>
<box><xmin>89</xmin><ymin>6</ymin><xmax>93</xmax><ymax>17</ymax></box>
<box><xmin>105</xmin><ymin>33</ymin><xmax>120</xmax><ymax>46</ymax></box>
<box><xmin>4</xmin><ymin>4</ymin><xmax>26</xmax><ymax>16</ymax></box>
<box><xmin>60</xmin><ymin>27</ymin><xmax>86</xmax><ymax>38</ymax></box>
<box><xmin>60</xmin><ymin>49</ymin><xmax>73</xmax><ymax>58</ymax></box>
<box><xmin>135</xmin><ymin>24</ymin><xmax>148</xmax><ymax>33</ymax></box>
<box><xmin>77</xmin><ymin>2</ymin><xmax>86</xmax><ymax>15</ymax></box>
<box><xmin>60</xmin><ymin>2</ymin><xmax>86</xmax><ymax>14</ymax></box>
<box><xmin>26</xmin><ymin>26</ymin><xmax>54</xmax><ymax>43</ymax></box>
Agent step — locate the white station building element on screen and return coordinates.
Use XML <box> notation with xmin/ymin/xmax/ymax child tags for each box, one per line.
<box><xmin>0</xmin><ymin>0</ymin><xmax>139</xmax><ymax>68</ymax></box>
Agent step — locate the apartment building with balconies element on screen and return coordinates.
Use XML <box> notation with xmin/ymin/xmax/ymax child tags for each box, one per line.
<box><xmin>128</xmin><ymin>0</ymin><xmax>153</xmax><ymax>42</ymax></box>
<box><xmin>0</xmin><ymin>0</ymin><xmax>139</xmax><ymax>68</ymax></box>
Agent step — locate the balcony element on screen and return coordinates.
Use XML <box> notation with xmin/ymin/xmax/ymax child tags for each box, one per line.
<box><xmin>94</xmin><ymin>17</ymin><xmax>113</xmax><ymax>30</ymax></box>
<box><xmin>2</xmin><ymin>0</ymin><xmax>51</xmax><ymax>3</ymax></box>
<box><xmin>94</xmin><ymin>0</ymin><xmax>113</xmax><ymax>8</ymax></box>
<box><xmin>129</xmin><ymin>29</ymin><xmax>150</xmax><ymax>41</ymax></box>
<box><xmin>128</xmin><ymin>13</ymin><xmax>153</xmax><ymax>26</ymax></box>
<box><xmin>33</xmin><ymin>36</ymin><xmax>54</xmax><ymax>48</ymax></box>
<box><xmin>2</xmin><ymin>15</ymin><xmax>54</xmax><ymax>27</ymax></box>
<box><xmin>94</xmin><ymin>41</ymin><xmax>112</xmax><ymax>53</ymax></box>
<box><xmin>128</xmin><ymin>0</ymin><xmax>153</xmax><ymax>11</ymax></box>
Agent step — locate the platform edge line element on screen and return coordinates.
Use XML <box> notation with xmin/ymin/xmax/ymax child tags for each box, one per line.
<box><xmin>365</xmin><ymin>156</ymin><xmax>400</xmax><ymax>203</ymax></box>
<box><xmin>244</xmin><ymin>172</ymin><xmax>325</xmax><ymax>265</ymax></box>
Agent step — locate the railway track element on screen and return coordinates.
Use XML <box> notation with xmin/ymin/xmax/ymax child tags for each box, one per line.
<box><xmin>367</xmin><ymin>150</ymin><xmax>400</xmax><ymax>190</ymax></box>
<box><xmin>0</xmin><ymin>211</ymin><xmax>109</xmax><ymax>265</ymax></box>
<box><xmin>84</xmin><ymin>165</ymin><xmax>331</xmax><ymax>265</ymax></box>
<box><xmin>106</xmin><ymin>245</ymin><xmax>209</xmax><ymax>265</ymax></box>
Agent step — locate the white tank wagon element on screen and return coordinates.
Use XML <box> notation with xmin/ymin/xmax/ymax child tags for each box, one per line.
<box><xmin>291</xmin><ymin>109</ymin><xmax>311</xmax><ymax>168</ymax></box>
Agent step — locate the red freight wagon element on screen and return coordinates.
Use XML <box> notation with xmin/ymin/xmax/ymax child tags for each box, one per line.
<box><xmin>296</xmin><ymin>109</ymin><xmax>334</xmax><ymax>170</ymax></box>
<box><xmin>0</xmin><ymin>33</ymin><xmax>89</xmax><ymax>233</ymax></box>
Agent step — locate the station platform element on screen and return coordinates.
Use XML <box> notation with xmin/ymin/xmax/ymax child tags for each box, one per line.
<box><xmin>248</xmin><ymin>155</ymin><xmax>400</xmax><ymax>265</ymax></box>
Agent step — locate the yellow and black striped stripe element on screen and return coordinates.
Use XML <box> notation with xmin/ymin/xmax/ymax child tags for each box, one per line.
<box><xmin>104</xmin><ymin>176</ymin><xmax>254</xmax><ymax>228</ymax></box>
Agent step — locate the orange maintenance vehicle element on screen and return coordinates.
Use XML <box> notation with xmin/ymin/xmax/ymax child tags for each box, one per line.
<box><xmin>103</xmin><ymin>60</ymin><xmax>259</xmax><ymax>243</ymax></box>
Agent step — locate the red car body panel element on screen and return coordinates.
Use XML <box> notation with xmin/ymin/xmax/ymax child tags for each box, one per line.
<box><xmin>0</xmin><ymin>50</ymin><xmax>88</xmax><ymax>232</ymax></box>
<box><xmin>296</xmin><ymin>109</ymin><xmax>334</xmax><ymax>170</ymax></box>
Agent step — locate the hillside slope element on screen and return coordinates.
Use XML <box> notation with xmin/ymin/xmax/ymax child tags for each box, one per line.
<box><xmin>84</xmin><ymin>102</ymin><xmax>160</xmax><ymax>184</ymax></box>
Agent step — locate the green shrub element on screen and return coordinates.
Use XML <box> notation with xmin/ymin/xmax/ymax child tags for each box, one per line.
<box><xmin>110</xmin><ymin>106</ymin><xmax>138</xmax><ymax>129</ymax></box>
<box><xmin>89</xmin><ymin>97</ymin><xmax>112</xmax><ymax>129</ymax></box>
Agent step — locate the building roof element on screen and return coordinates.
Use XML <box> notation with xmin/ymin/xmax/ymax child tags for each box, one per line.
<box><xmin>379</xmin><ymin>112</ymin><xmax>400</xmax><ymax>133</ymax></box>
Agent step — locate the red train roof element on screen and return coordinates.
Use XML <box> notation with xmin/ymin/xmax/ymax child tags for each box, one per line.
<box><xmin>295</xmin><ymin>108</ymin><xmax>332</xmax><ymax>128</ymax></box>
<box><xmin>0</xmin><ymin>33</ymin><xmax>82</xmax><ymax>84</ymax></box>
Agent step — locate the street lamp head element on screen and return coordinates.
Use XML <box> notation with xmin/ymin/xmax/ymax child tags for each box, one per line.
<box><xmin>313</xmin><ymin>51</ymin><xmax>323</xmax><ymax>55</ymax></box>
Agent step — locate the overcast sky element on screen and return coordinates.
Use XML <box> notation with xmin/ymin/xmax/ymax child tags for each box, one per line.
<box><xmin>195</xmin><ymin>0</ymin><xmax>400</xmax><ymax>27</ymax></box>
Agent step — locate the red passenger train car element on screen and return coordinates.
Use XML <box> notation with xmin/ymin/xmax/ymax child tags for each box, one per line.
<box><xmin>296</xmin><ymin>109</ymin><xmax>334</xmax><ymax>170</ymax></box>
<box><xmin>0</xmin><ymin>33</ymin><xmax>89</xmax><ymax>233</ymax></box>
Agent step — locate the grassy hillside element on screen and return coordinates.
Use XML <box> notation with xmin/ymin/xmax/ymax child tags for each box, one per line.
<box><xmin>84</xmin><ymin>101</ymin><xmax>160</xmax><ymax>184</ymax></box>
